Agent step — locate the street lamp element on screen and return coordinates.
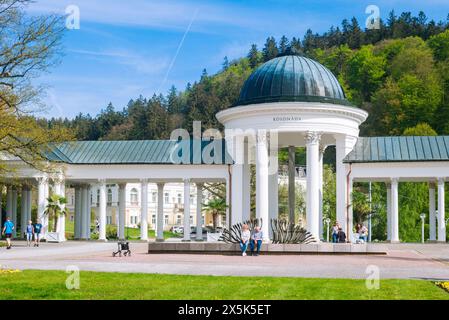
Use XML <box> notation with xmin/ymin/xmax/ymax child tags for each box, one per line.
<box><xmin>420</xmin><ymin>213</ymin><xmax>426</xmax><ymax>244</ymax></box>
<box><xmin>324</xmin><ymin>217</ymin><xmax>331</xmax><ymax>242</ymax></box>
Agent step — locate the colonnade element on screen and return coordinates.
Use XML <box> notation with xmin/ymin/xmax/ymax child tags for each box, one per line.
<box><xmin>231</xmin><ymin>131</ymin><xmax>353</xmax><ymax>242</ymax></box>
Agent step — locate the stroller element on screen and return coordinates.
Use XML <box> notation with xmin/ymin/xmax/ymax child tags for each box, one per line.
<box><xmin>112</xmin><ymin>240</ymin><xmax>131</xmax><ymax>257</ymax></box>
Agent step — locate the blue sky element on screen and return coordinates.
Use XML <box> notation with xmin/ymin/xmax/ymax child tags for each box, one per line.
<box><xmin>27</xmin><ymin>0</ymin><xmax>449</xmax><ymax>119</ymax></box>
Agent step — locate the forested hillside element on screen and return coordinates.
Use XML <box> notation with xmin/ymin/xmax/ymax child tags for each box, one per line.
<box><xmin>38</xmin><ymin>11</ymin><xmax>449</xmax><ymax>141</ymax></box>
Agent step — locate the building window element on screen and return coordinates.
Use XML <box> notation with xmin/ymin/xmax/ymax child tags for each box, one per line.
<box><xmin>177</xmin><ymin>193</ymin><xmax>182</xmax><ymax>204</ymax></box>
<box><xmin>106</xmin><ymin>216</ymin><xmax>112</xmax><ymax>225</ymax></box>
<box><xmin>164</xmin><ymin>193</ymin><xmax>169</xmax><ymax>204</ymax></box>
<box><xmin>190</xmin><ymin>215</ymin><xmax>194</xmax><ymax>225</ymax></box>
<box><xmin>130</xmin><ymin>188</ymin><xmax>138</xmax><ymax>205</ymax></box>
<box><xmin>164</xmin><ymin>215</ymin><xmax>169</xmax><ymax>225</ymax></box>
<box><xmin>107</xmin><ymin>188</ymin><xmax>113</xmax><ymax>205</ymax></box>
<box><xmin>176</xmin><ymin>215</ymin><xmax>182</xmax><ymax>225</ymax></box>
<box><xmin>152</xmin><ymin>192</ymin><xmax>157</xmax><ymax>203</ymax></box>
<box><xmin>152</xmin><ymin>215</ymin><xmax>156</xmax><ymax>225</ymax></box>
<box><xmin>96</xmin><ymin>190</ymin><xmax>99</xmax><ymax>205</ymax></box>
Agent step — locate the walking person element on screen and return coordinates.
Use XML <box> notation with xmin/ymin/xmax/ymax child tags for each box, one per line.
<box><xmin>34</xmin><ymin>220</ymin><xmax>43</xmax><ymax>247</ymax></box>
<box><xmin>25</xmin><ymin>220</ymin><xmax>34</xmax><ymax>247</ymax></box>
<box><xmin>250</xmin><ymin>226</ymin><xmax>263</xmax><ymax>256</ymax></box>
<box><xmin>239</xmin><ymin>224</ymin><xmax>250</xmax><ymax>256</ymax></box>
<box><xmin>331</xmin><ymin>222</ymin><xmax>339</xmax><ymax>243</ymax></box>
<box><xmin>2</xmin><ymin>217</ymin><xmax>15</xmax><ymax>250</ymax></box>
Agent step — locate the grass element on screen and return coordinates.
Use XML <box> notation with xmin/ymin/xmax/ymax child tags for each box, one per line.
<box><xmin>64</xmin><ymin>221</ymin><xmax>179</xmax><ymax>240</ymax></box>
<box><xmin>0</xmin><ymin>270</ymin><xmax>448</xmax><ymax>300</ymax></box>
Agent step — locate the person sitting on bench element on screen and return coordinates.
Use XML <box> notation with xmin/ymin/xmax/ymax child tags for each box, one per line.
<box><xmin>337</xmin><ymin>227</ymin><xmax>346</xmax><ymax>243</ymax></box>
<box><xmin>250</xmin><ymin>226</ymin><xmax>263</xmax><ymax>256</ymax></box>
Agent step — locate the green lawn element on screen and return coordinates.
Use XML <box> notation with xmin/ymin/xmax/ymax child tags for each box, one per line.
<box><xmin>64</xmin><ymin>221</ymin><xmax>179</xmax><ymax>240</ymax></box>
<box><xmin>0</xmin><ymin>270</ymin><xmax>447</xmax><ymax>300</ymax></box>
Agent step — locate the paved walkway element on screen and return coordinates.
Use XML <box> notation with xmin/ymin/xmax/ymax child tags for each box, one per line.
<box><xmin>1</xmin><ymin>241</ymin><xmax>449</xmax><ymax>280</ymax></box>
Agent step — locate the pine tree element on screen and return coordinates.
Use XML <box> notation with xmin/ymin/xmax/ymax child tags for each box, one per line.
<box><xmin>167</xmin><ymin>85</ymin><xmax>180</xmax><ymax>114</ymax></box>
<box><xmin>262</xmin><ymin>37</ymin><xmax>278</xmax><ymax>62</ymax></box>
<box><xmin>290</xmin><ymin>37</ymin><xmax>302</xmax><ymax>53</ymax></box>
<box><xmin>247</xmin><ymin>44</ymin><xmax>260</xmax><ymax>68</ymax></box>
<box><xmin>222</xmin><ymin>56</ymin><xmax>229</xmax><ymax>71</ymax></box>
<box><xmin>279</xmin><ymin>35</ymin><xmax>289</xmax><ymax>54</ymax></box>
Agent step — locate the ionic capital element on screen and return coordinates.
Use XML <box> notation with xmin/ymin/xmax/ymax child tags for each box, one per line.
<box><xmin>305</xmin><ymin>131</ymin><xmax>321</xmax><ymax>145</ymax></box>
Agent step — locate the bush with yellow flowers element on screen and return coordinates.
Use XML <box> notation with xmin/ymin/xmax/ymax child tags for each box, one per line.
<box><xmin>0</xmin><ymin>265</ymin><xmax>21</xmax><ymax>274</ymax></box>
<box><xmin>435</xmin><ymin>281</ymin><xmax>449</xmax><ymax>293</ymax></box>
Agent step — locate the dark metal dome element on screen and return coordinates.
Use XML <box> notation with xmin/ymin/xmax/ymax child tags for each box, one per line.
<box><xmin>235</xmin><ymin>54</ymin><xmax>350</xmax><ymax>107</ymax></box>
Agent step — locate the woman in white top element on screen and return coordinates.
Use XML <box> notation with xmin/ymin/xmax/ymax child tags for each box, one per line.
<box><xmin>240</xmin><ymin>224</ymin><xmax>251</xmax><ymax>256</ymax></box>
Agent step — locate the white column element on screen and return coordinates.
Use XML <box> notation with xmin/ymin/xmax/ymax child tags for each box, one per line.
<box><xmin>256</xmin><ymin>130</ymin><xmax>269</xmax><ymax>241</ymax></box>
<box><xmin>6</xmin><ymin>186</ymin><xmax>12</xmax><ymax>222</ymax></box>
<box><xmin>336</xmin><ymin>136</ymin><xmax>354</xmax><ymax>236</ymax></box>
<box><xmin>429</xmin><ymin>182</ymin><xmax>436</xmax><ymax>241</ymax></box>
<box><xmin>157</xmin><ymin>183</ymin><xmax>165</xmax><ymax>241</ymax></box>
<box><xmin>225</xmin><ymin>178</ymin><xmax>231</xmax><ymax>228</ymax></box>
<box><xmin>288</xmin><ymin>146</ymin><xmax>296</xmax><ymax>223</ymax></box>
<box><xmin>391</xmin><ymin>178</ymin><xmax>399</xmax><ymax>243</ymax></box>
<box><xmin>183</xmin><ymin>179</ymin><xmax>191</xmax><ymax>241</ymax></box>
<box><xmin>54</xmin><ymin>176</ymin><xmax>66</xmax><ymax>241</ymax></box>
<box><xmin>318</xmin><ymin>145</ymin><xmax>326</xmax><ymax>240</ymax></box>
<box><xmin>196</xmin><ymin>183</ymin><xmax>204</xmax><ymax>241</ymax></box>
<box><xmin>268</xmin><ymin>150</ymin><xmax>278</xmax><ymax>239</ymax></box>
<box><xmin>305</xmin><ymin>131</ymin><xmax>321</xmax><ymax>241</ymax></box>
<box><xmin>140</xmin><ymin>179</ymin><xmax>149</xmax><ymax>241</ymax></box>
<box><xmin>26</xmin><ymin>187</ymin><xmax>32</xmax><ymax>224</ymax></box>
<box><xmin>98</xmin><ymin>180</ymin><xmax>107</xmax><ymax>241</ymax></box>
<box><xmin>348</xmin><ymin>176</ymin><xmax>354</xmax><ymax>242</ymax></box>
<box><xmin>438</xmin><ymin>178</ymin><xmax>446</xmax><ymax>242</ymax></box>
<box><xmin>11</xmin><ymin>187</ymin><xmax>17</xmax><ymax>237</ymax></box>
<box><xmin>60</xmin><ymin>183</ymin><xmax>66</xmax><ymax>241</ymax></box>
<box><xmin>231</xmin><ymin>136</ymin><xmax>251</xmax><ymax>224</ymax></box>
<box><xmin>36</xmin><ymin>177</ymin><xmax>48</xmax><ymax>237</ymax></box>
<box><xmin>83</xmin><ymin>185</ymin><xmax>91</xmax><ymax>240</ymax></box>
<box><xmin>21</xmin><ymin>186</ymin><xmax>27</xmax><ymax>236</ymax></box>
<box><xmin>0</xmin><ymin>185</ymin><xmax>2</xmax><ymax>224</ymax></box>
<box><xmin>74</xmin><ymin>185</ymin><xmax>82</xmax><ymax>239</ymax></box>
<box><xmin>80</xmin><ymin>185</ymin><xmax>88</xmax><ymax>239</ymax></box>
<box><xmin>386</xmin><ymin>182</ymin><xmax>391</xmax><ymax>241</ymax></box>
<box><xmin>118</xmin><ymin>183</ymin><xmax>126</xmax><ymax>240</ymax></box>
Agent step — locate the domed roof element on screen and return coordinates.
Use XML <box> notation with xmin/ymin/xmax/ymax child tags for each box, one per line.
<box><xmin>236</xmin><ymin>54</ymin><xmax>350</xmax><ymax>107</ymax></box>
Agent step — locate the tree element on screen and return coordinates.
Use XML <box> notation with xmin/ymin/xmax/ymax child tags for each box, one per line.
<box><xmin>428</xmin><ymin>30</ymin><xmax>449</xmax><ymax>61</ymax></box>
<box><xmin>247</xmin><ymin>44</ymin><xmax>260</xmax><ymax>68</ymax></box>
<box><xmin>403</xmin><ymin>123</ymin><xmax>437</xmax><ymax>136</ymax></box>
<box><xmin>352</xmin><ymin>189</ymin><xmax>371</xmax><ymax>224</ymax></box>
<box><xmin>0</xmin><ymin>0</ymin><xmax>71</xmax><ymax>173</ymax></box>
<box><xmin>347</xmin><ymin>17</ymin><xmax>364</xmax><ymax>49</ymax></box>
<box><xmin>202</xmin><ymin>197</ymin><xmax>228</xmax><ymax>229</ymax></box>
<box><xmin>262</xmin><ymin>37</ymin><xmax>278</xmax><ymax>62</ymax></box>
<box><xmin>43</xmin><ymin>194</ymin><xmax>67</xmax><ymax>233</ymax></box>
<box><xmin>347</xmin><ymin>45</ymin><xmax>386</xmax><ymax>102</ymax></box>
<box><xmin>222</xmin><ymin>56</ymin><xmax>229</xmax><ymax>71</ymax></box>
<box><xmin>279</xmin><ymin>35</ymin><xmax>289</xmax><ymax>54</ymax></box>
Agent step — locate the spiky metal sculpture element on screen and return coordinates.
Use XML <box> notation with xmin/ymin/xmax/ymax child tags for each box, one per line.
<box><xmin>270</xmin><ymin>219</ymin><xmax>316</xmax><ymax>244</ymax></box>
<box><xmin>219</xmin><ymin>218</ymin><xmax>261</xmax><ymax>244</ymax></box>
<box><xmin>219</xmin><ymin>218</ymin><xmax>316</xmax><ymax>244</ymax></box>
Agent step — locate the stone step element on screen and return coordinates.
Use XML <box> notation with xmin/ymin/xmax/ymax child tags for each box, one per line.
<box><xmin>148</xmin><ymin>242</ymin><xmax>387</xmax><ymax>255</ymax></box>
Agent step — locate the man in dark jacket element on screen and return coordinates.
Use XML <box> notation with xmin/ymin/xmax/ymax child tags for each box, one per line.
<box><xmin>337</xmin><ymin>227</ymin><xmax>346</xmax><ymax>243</ymax></box>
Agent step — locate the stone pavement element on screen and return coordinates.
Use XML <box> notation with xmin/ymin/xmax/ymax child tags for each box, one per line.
<box><xmin>1</xmin><ymin>241</ymin><xmax>449</xmax><ymax>280</ymax></box>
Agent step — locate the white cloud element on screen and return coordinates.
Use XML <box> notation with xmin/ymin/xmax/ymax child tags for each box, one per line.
<box><xmin>27</xmin><ymin>0</ymin><xmax>262</xmax><ymax>32</ymax></box>
<box><xmin>69</xmin><ymin>48</ymin><xmax>170</xmax><ymax>75</ymax></box>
